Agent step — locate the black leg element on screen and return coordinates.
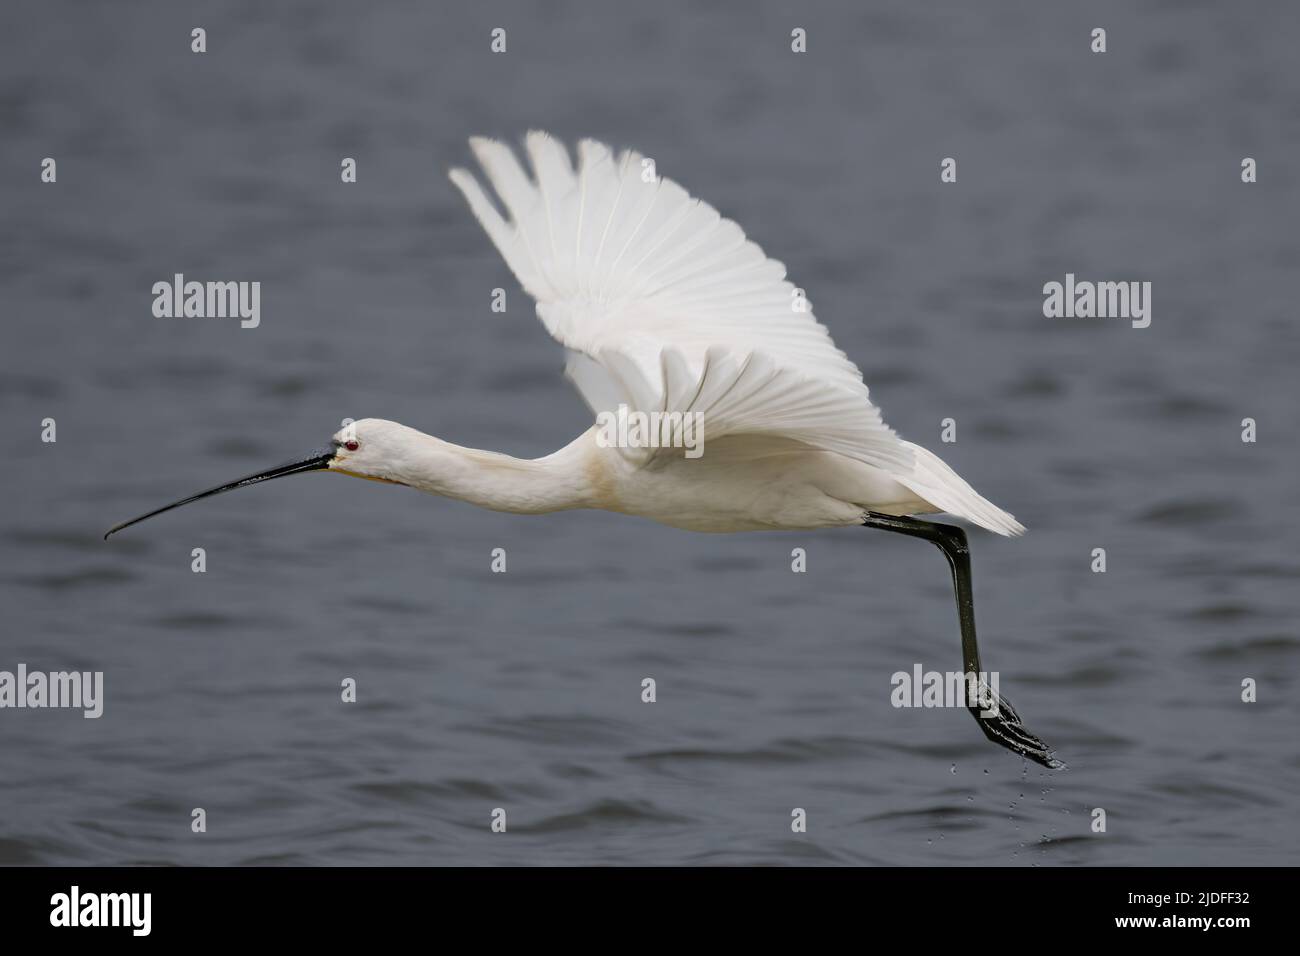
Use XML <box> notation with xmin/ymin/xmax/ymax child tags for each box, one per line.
<box><xmin>863</xmin><ymin>513</ymin><xmax>1063</xmax><ymax>769</ymax></box>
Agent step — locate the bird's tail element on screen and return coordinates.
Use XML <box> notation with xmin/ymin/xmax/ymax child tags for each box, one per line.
<box><xmin>897</xmin><ymin>441</ymin><xmax>1025</xmax><ymax>537</ymax></box>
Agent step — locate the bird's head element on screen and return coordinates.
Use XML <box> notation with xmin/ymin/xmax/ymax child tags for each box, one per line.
<box><xmin>325</xmin><ymin>419</ymin><xmax>418</xmax><ymax>486</ymax></box>
<box><xmin>103</xmin><ymin>418</ymin><xmax>412</xmax><ymax>540</ymax></box>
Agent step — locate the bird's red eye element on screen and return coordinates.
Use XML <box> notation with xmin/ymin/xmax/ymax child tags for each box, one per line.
<box><xmin>344</xmin><ymin>440</ymin><xmax>360</xmax><ymax>452</ymax></box>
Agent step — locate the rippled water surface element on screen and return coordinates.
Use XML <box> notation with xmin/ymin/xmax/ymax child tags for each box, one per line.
<box><xmin>2</xmin><ymin>0</ymin><xmax>1299</xmax><ymax>865</ymax></box>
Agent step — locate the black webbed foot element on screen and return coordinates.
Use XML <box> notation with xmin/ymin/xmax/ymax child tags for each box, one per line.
<box><xmin>968</xmin><ymin>679</ymin><xmax>1064</xmax><ymax>769</ymax></box>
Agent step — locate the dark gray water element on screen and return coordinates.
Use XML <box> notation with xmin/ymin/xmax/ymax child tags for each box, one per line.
<box><xmin>2</xmin><ymin>0</ymin><xmax>1298</xmax><ymax>865</ymax></box>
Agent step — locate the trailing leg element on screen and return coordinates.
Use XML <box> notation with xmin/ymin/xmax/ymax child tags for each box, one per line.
<box><xmin>863</xmin><ymin>513</ymin><xmax>1062</xmax><ymax>769</ymax></box>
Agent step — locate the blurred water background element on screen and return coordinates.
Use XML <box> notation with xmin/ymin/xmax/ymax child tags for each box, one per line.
<box><xmin>1</xmin><ymin>0</ymin><xmax>1298</xmax><ymax>865</ymax></box>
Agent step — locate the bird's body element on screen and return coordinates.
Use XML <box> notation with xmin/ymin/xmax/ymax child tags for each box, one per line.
<box><xmin>105</xmin><ymin>131</ymin><xmax>1059</xmax><ymax>768</ymax></box>
<box><xmin>589</xmin><ymin>432</ymin><xmax>923</xmax><ymax>533</ymax></box>
<box><xmin>333</xmin><ymin>419</ymin><xmax>927</xmax><ymax>532</ymax></box>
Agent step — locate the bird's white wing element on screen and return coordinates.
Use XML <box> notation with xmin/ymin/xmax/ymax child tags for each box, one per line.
<box><xmin>565</xmin><ymin>342</ymin><xmax>908</xmax><ymax>470</ymax></box>
<box><xmin>448</xmin><ymin>131</ymin><xmax>912</xmax><ymax>474</ymax></box>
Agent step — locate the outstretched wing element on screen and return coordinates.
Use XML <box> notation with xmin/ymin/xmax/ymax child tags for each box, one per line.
<box><xmin>448</xmin><ymin>131</ymin><xmax>911</xmax><ymax>474</ymax></box>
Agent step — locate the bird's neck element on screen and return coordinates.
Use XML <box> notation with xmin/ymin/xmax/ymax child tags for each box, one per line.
<box><xmin>399</xmin><ymin>428</ymin><xmax>610</xmax><ymax>515</ymax></box>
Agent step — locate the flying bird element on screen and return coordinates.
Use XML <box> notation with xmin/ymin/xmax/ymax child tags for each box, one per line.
<box><xmin>106</xmin><ymin>132</ymin><xmax>1060</xmax><ymax>769</ymax></box>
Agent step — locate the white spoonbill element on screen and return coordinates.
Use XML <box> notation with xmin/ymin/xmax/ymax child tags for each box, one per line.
<box><xmin>106</xmin><ymin>132</ymin><xmax>1060</xmax><ymax>768</ymax></box>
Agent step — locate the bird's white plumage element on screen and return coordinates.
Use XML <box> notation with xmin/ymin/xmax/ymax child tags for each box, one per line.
<box><xmin>448</xmin><ymin>132</ymin><xmax>908</xmax><ymax>473</ymax></box>
<box><xmin>449</xmin><ymin>131</ymin><xmax>1024</xmax><ymax>535</ymax></box>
